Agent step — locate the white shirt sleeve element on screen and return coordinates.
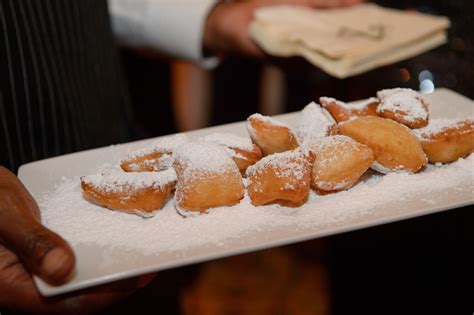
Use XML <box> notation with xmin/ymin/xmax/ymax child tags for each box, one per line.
<box><xmin>108</xmin><ymin>0</ymin><xmax>218</xmax><ymax>67</ymax></box>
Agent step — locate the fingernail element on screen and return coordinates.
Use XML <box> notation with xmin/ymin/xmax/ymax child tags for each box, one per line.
<box><xmin>41</xmin><ymin>247</ymin><xmax>72</xmax><ymax>282</ymax></box>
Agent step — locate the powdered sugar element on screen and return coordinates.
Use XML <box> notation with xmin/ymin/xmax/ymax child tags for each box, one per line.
<box><xmin>246</xmin><ymin>149</ymin><xmax>309</xmax><ymax>180</ymax></box>
<box><xmin>175</xmin><ymin>203</ymin><xmax>207</xmax><ymax>218</ymax></box>
<box><xmin>125</xmin><ymin>154</ymin><xmax>174</xmax><ymax>172</ymax></box>
<box><xmin>414</xmin><ymin>118</ymin><xmax>473</xmax><ymax>140</ymax></box>
<box><xmin>81</xmin><ymin>168</ymin><xmax>177</xmax><ymax>193</ymax></box>
<box><xmin>125</xmin><ymin>134</ymin><xmax>189</xmax><ymax>159</ymax></box>
<box><xmin>296</xmin><ymin>102</ymin><xmax>335</xmax><ymax>143</ymax></box>
<box><xmin>247</xmin><ymin>113</ymin><xmax>292</xmax><ymax>140</ymax></box>
<box><xmin>320</xmin><ymin>97</ymin><xmax>345</xmax><ymax>107</ymax></box>
<box><xmin>173</xmin><ymin>141</ymin><xmax>238</xmax><ymax>174</ymax></box>
<box><xmin>377</xmin><ymin>88</ymin><xmax>416</xmax><ymax>100</ymax></box>
<box><xmin>370</xmin><ymin>161</ymin><xmax>397</xmax><ymax>174</ymax></box>
<box><xmin>307</xmin><ymin>135</ymin><xmax>357</xmax><ymax>152</ymax></box>
<box><xmin>346</xmin><ymin>97</ymin><xmax>379</xmax><ymax>109</ymax></box>
<box><xmin>40</xmin><ymin>154</ymin><xmax>473</xmax><ymax>255</ymax></box>
<box><xmin>376</xmin><ymin>88</ymin><xmax>429</xmax><ymax>123</ymax></box>
<box><xmin>316</xmin><ymin>179</ymin><xmax>349</xmax><ymax>191</ymax></box>
<box><xmin>320</xmin><ymin>96</ymin><xmax>378</xmax><ymax>110</ymax></box>
<box><xmin>201</xmin><ymin>133</ymin><xmax>255</xmax><ymax>151</ymax></box>
<box><xmin>248</xmin><ymin>113</ymin><xmax>289</xmax><ymax>127</ymax></box>
<box><xmin>308</xmin><ymin>135</ymin><xmax>361</xmax><ymax>169</ymax></box>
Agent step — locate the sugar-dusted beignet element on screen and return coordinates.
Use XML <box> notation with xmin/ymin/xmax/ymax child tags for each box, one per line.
<box><xmin>201</xmin><ymin>133</ymin><xmax>262</xmax><ymax>174</ymax></box>
<box><xmin>319</xmin><ymin>97</ymin><xmax>379</xmax><ymax>123</ymax></box>
<box><xmin>173</xmin><ymin>142</ymin><xmax>244</xmax><ymax>215</ymax></box>
<box><xmin>308</xmin><ymin>135</ymin><xmax>374</xmax><ymax>191</ymax></box>
<box><xmin>247</xmin><ymin>113</ymin><xmax>299</xmax><ymax>156</ymax></box>
<box><xmin>81</xmin><ymin>169</ymin><xmax>177</xmax><ymax>218</ymax></box>
<box><xmin>414</xmin><ymin>118</ymin><xmax>474</xmax><ymax>163</ymax></box>
<box><xmin>376</xmin><ymin>88</ymin><xmax>429</xmax><ymax>129</ymax></box>
<box><xmin>246</xmin><ymin>149</ymin><xmax>315</xmax><ymax>207</ymax></box>
<box><xmin>120</xmin><ymin>134</ymin><xmax>188</xmax><ymax>172</ymax></box>
<box><xmin>296</xmin><ymin>102</ymin><xmax>337</xmax><ymax>144</ymax></box>
<box><xmin>338</xmin><ymin>116</ymin><xmax>427</xmax><ymax>173</ymax></box>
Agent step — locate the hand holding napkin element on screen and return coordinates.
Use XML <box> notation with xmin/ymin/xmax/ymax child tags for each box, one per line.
<box><xmin>250</xmin><ymin>3</ymin><xmax>450</xmax><ymax>78</ymax></box>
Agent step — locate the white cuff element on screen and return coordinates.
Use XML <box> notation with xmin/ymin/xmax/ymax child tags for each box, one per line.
<box><xmin>109</xmin><ymin>0</ymin><xmax>218</xmax><ymax>68</ymax></box>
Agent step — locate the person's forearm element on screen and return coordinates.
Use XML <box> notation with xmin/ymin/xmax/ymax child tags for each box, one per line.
<box><xmin>107</xmin><ymin>0</ymin><xmax>365</xmax><ymax>63</ymax></box>
<box><xmin>108</xmin><ymin>0</ymin><xmax>218</xmax><ymax>66</ymax></box>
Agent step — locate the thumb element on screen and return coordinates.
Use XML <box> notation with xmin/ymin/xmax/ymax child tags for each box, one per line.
<box><xmin>0</xmin><ymin>167</ymin><xmax>75</xmax><ymax>285</ymax></box>
<box><xmin>0</xmin><ymin>213</ymin><xmax>76</xmax><ymax>286</ymax></box>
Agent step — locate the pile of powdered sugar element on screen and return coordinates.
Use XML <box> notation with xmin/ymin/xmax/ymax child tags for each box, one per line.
<box><xmin>296</xmin><ymin>102</ymin><xmax>336</xmax><ymax>144</ymax></box>
<box><xmin>377</xmin><ymin>88</ymin><xmax>429</xmax><ymax>122</ymax></box>
<box><xmin>120</xmin><ymin>134</ymin><xmax>189</xmax><ymax>172</ymax></box>
<box><xmin>40</xmin><ymin>154</ymin><xmax>473</xmax><ymax>256</ymax></box>
<box><xmin>81</xmin><ymin>168</ymin><xmax>177</xmax><ymax>193</ymax></box>
<box><xmin>173</xmin><ymin>141</ymin><xmax>238</xmax><ymax>175</ymax></box>
<box><xmin>414</xmin><ymin>118</ymin><xmax>474</xmax><ymax>139</ymax></box>
<box><xmin>201</xmin><ymin>132</ymin><xmax>255</xmax><ymax>151</ymax></box>
<box><xmin>320</xmin><ymin>96</ymin><xmax>379</xmax><ymax>111</ymax></box>
<box><xmin>123</xmin><ymin>134</ymin><xmax>189</xmax><ymax>159</ymax></box>
<box><xmin>246</xmin><ymin>149</ymin><xmax>308</xmax><ymax>180</ymax></box>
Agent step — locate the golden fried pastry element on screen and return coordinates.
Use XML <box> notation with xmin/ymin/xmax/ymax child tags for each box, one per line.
<box><xmin>246</xmin><ymin>149</ymin><xmax>315</xmax><ymax>207</ymax></box>
<box><xmin>308</xmin><ymin>135</ymin><xmax>374</xmax><ymax>191</ymax></box>
<box><xmin>201</xmin><ymin>133</ymin><xmax>263</xmax><ymax>174</ymax></box>
<box><xmin>120</xmin><ymin>134</ymin><xmax>188</xmax><ymax>172</ymax></box>
<box><xmin>319</xmin><ymin>97</ymin><xmax>379</xmax><ymax>123</ymax></box>
<box><xmin>376</xmin><ymin>88</ymin><xmax>429</xmax><ymax>129</ymax></box>
<box><xmin>296</xmin><ymin>102</ymin><xmax>337</xmax><ymax>144</ymax></box>
<box><xmin>247</xmin><ymin>113</ymin><xmax>299</xmax><ymax>156</ymax></box>
<box><xmin>338</xmin><ymin>116</ymin><xmax>427</xmax><ymax>173</ymax></box>
<box><xmin>414</xmin><ymin>118</ymin><xmax>474</xmax><ymax>163</ymax></box>
<box><xmin>173</xmin><ymin>142</ymin><xmax>244</xmax><ymax>215</ymax></box>
<box><xmin>81</xmin><ymin>169</ymin><xmax>177</xmax><ymax>218</ymax></box>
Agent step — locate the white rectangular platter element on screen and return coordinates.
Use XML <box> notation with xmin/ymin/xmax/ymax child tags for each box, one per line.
<box><xmin>18</xmin><ymin>88</ymin><xmax>473</xmax><ymax>297</ymax></box>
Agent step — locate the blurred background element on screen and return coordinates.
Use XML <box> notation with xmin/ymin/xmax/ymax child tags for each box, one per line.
<box><xmin>103</xmin><ymin>1</ymin><xmax>473</xmax><ymax>314</ymax></box>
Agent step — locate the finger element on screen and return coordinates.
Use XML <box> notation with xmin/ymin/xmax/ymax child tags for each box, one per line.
<box><xmin>240</xmin><ymin>38</ymin><xmax>268</xmax><ymax>59</ymax></box>
<box><xmin>0</xmin><ymin>218</ymin><xmax>76</xmax><ymax>285</ymax></box>
<box><xmin>0</xmin><ymin>166</ymin><xmax>40</xmax><ymax>220</ymax></box>
<box><xmin>0</xmin><ymin>168</ymin><xmax>75</xmax><ymax>285</ymax></box>
<box><xmin>0</xmin><ymin>246</ymin><xmax>150</xmax><ymax>314</ymax></box>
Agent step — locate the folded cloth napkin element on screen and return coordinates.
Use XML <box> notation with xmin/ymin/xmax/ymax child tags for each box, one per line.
<box><xmin>250</xmin><ymin>3</ymin><xmax>450</xmax><ymax>78</ymax></box>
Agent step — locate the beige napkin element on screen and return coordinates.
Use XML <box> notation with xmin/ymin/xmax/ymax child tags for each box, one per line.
<box><xmin>250</xmin><ymin>3</ymin><xmax>450</xmax><ymax>78</ymax></box>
